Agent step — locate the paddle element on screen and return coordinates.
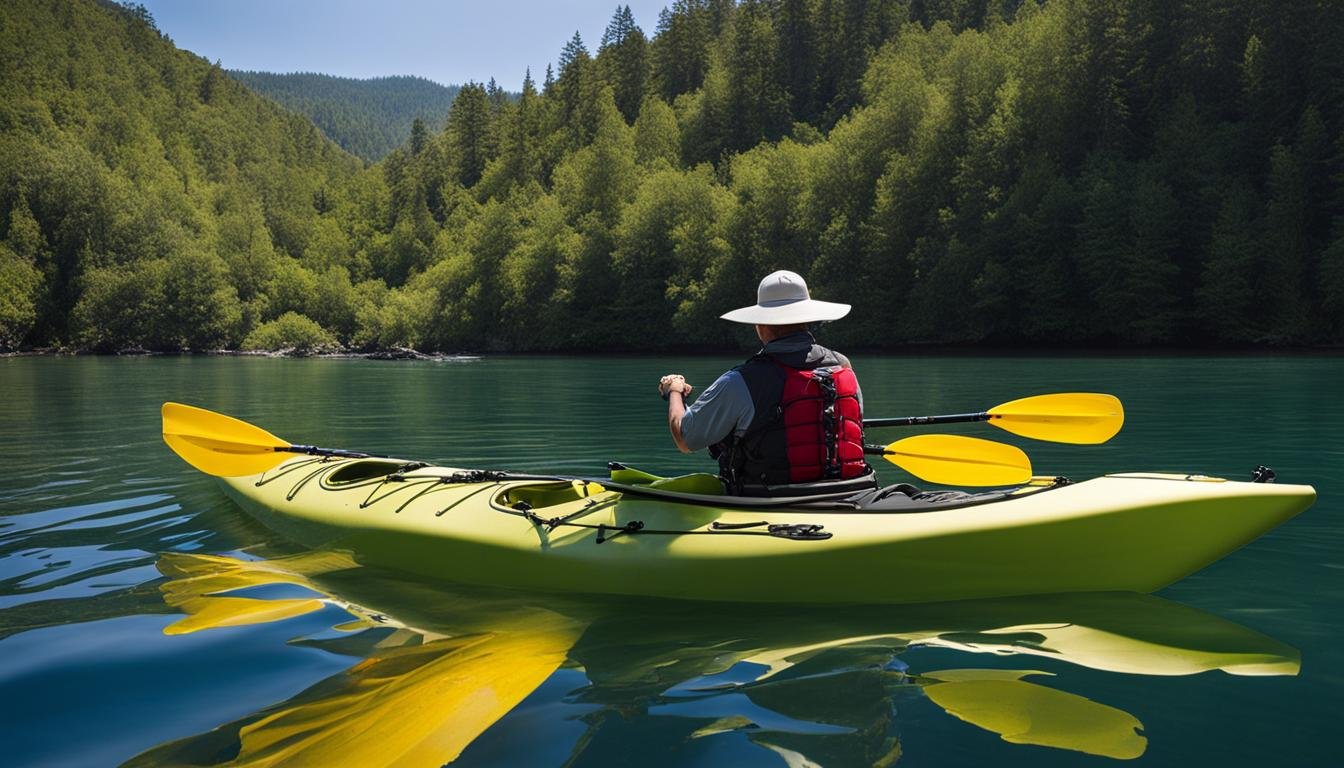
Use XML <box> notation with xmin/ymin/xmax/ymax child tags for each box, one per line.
<box><xmin>162</xmin><ymin>402</ymin><xmax>370</xmax><ymax>477</ymax></box>
<box><xmin>864</xmin><ymin>393</ymin><xmax>1124</xmax><ymax>445</ymax></box>
<box><xmin>864</xmin><ymin>434</ymin><xmax>1032</xmax><ymax>486</ymax></box>
<box><xmin>165</xmin><ymin>401</ymin><xmax>1031</xmax><ymax>487</ymax></box>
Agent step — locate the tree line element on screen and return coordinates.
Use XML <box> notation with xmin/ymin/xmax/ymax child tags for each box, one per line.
<box><xmin>2</xmin><ymin>0</ymin><xmax>1342</xmax><ymax>354</ymax></box>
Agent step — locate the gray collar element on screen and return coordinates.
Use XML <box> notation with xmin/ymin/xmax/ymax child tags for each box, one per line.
<box><xmin>760</xmin><ymin>331</ymin><xmax>816</xmax><ymax>355</ymax></box>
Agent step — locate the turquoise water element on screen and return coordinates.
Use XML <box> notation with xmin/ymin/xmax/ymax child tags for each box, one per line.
<box><xmin>0</xmin><ymin>354</ymin><xmax>1339</xmax><ymax>766</ymax></box>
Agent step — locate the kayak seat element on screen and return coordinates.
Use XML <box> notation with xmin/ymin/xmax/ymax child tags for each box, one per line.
<box><xmin>649</xmin><ymin>474</ymin><xmax>726</xmax><ymax>495</ymax></box>
<box><xmin>608</xmin><ymin>465</ymin><xmax>725</xmax><ymax>495</ymax></box>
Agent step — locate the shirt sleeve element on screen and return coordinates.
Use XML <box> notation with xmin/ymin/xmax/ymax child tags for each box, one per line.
<box><xmin>679</xmin><ymin>370</ymin><xmax>754</xmax><ymax>452</ymax></box>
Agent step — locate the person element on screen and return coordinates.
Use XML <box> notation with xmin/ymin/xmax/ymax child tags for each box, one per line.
<box><xmin>659</xmin><ymin>270</ymin><xmax>876</xmax><ymax>496</ymax></box>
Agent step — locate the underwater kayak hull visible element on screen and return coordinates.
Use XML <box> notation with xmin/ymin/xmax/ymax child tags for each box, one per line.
<box><xmin>217</xmin><ymin>458</ymin><xmax>1315</xmax><ymax>604</ymax></box>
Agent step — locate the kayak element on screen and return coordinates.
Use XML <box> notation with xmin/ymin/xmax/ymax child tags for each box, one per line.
<box><xmin>212</xmin><ymin>453</ymin><xmax>1315</xmax><ymax>604</ymax></box>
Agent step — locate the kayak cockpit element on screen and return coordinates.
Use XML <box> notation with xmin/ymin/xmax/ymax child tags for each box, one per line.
<box><xmin>500</xmin><ymin>480</ymin><xmax>610</xmax><ymax>511</ymax></box>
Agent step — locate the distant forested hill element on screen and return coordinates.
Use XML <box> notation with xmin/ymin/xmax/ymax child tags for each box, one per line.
<box><xmin>229</xmin><ymin>72</ymin><xmax>461</xmax><ymax>161</ymax></box>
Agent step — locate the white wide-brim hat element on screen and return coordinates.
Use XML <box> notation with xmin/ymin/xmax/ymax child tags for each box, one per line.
<box><xmin>720</xmin><ymin>270</ymin><xmax>851</xmax><ymax>325</ymax></box>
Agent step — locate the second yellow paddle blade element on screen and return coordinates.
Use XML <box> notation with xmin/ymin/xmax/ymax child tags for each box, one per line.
<box><xmin>162</xmin><ymin>402</ymin><xmax>290</xmax><ymax>477</ymax></box>
<box><xmin>921</xmin><ymin>669</ymin><xmax>1147</xmax><ymax>759</ymax></box>
<box><xmin>987</xmin><ymin>393</ymin><xmax>1124</xmax><ymax>445</ymax></box>
<box><xmin>884</xmin><ymin>434</ymin><xmax>1032</xmax><ymax>486</ymax></box>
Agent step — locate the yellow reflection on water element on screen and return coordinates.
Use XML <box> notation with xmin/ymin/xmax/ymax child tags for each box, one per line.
<box><xmin>921</xmin><ymin>669</ymin><xmax>1145</xmax><ymax>760</ymax></box>
<box><xmin>131</xmin><ymin>552</ymin><xmax>1299</xmax><ymax>765</ymax></box>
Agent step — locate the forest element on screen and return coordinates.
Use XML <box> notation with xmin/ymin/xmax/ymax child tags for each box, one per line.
<box><xmin>228</xmin><ymin>72</ymin><xmax>462</xmax><ymax>162</ymax></box>
<box><xmin>1</xmin><ymin>0</ymin><xmax>1342</xmax><ymax>354</ymax></box>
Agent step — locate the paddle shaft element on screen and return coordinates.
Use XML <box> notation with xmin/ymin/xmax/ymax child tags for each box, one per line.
<box><xmin>863</xmin><ymin>412</ymin><xmax>992</xmax><ymax>429</ymax></box>
<box><xmin>284</xmin><ymin>444</ymin><xmax>374</xmax><ymax>460</ymax></box>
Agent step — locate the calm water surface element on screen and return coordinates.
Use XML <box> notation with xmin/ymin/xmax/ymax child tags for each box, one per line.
<box><xmin>1</xmin><ymin>354</ymin><xmax>1339</xmax><ymax>766</ymax></box>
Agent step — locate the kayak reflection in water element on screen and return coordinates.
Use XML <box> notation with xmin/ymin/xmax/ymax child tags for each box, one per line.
<box><xmin>660</xmin><ymin>270</ymin><xmax>877</xmax><ymax>497</ymax></box>
<box><xmin>128</xmin><ymin>552</ymin><xmax>1301</xmax><ymax>766</ymax></box>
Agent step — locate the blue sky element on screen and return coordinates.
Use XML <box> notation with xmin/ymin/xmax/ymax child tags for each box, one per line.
<box><xmin>140</xmin><ymin>1</ymin><xmax>672</xmax><ymax>89</ymax></box>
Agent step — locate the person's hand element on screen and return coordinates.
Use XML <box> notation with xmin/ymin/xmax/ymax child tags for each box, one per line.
<box><xmin>659</xmin><ymin>374</ymin><xmax>693</xmax><ymax>400</ymax></box>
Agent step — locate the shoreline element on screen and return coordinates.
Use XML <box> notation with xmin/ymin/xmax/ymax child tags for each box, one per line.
<box><xmin>0</xmin><ymin>347</ymin><xmax>481</xmax><ymax>361</ymax></box>
<box><xmin>4</xmin><ymin>344</ymin><xmax>1344</xmax><ymax>359</ymax></box>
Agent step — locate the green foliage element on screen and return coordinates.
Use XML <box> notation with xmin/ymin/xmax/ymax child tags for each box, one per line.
<box><xmin>72</xmin><ymin>260</ymin><xmax>166</xmax><ymax>351</ymax></box>
<box><xmin>0</xmin><ymin>195</ymin><xmax>46</xmax><ymax>347</ymax></box>
<box><xmin>242</xmin><ymin>311</ymin><xmax>340</xmax><ymax>353</ymax></box>
<box><xmin>2</xmin><ymin>0</ymin><xmax>357</xmax><ymax>351</ymax></box>
<box><xmin>599</xmin><ymin>5</ymin><xmax>650</xmax><ymax>122</ymax></box>
<box><xmin>496</xmin><ymin>192</ymin><xmax>580</xmax><ymax>348</ymax></box>
<box><xmin>612</xmin><ymin>165</ymin><xmax>735</xmax><ymax>342</ymax></box>
<box><xmin>11</xmin><ymin>0</ymin><xmax>1344</xmax><ymax>353</ymax></box>
<box><xmin>446</xmin><ymin>83</ymin><xmax>495</xmax><ymax>188</ymax></box>
<box><xmin>634</xmin><ymin>96</ymin><xmax>682</xmax><ymax>168</ymax></box>
<box><xmin>552</xmin><ymin>88</ymin><xmax>638</xmax><ymax>227</ymax></box>
<box><xmin>0</xmin><ymin>243</ymin><xmax>41</xmax><ymax>348</ymax></box>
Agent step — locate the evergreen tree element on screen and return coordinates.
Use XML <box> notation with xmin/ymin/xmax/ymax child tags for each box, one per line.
<box><xmin>409</xmin><ymin>117</ymin><xmax>428</xmax><ymax>156</ymax></box>
<box><xmin>480</xmin><ymin>69</ymin><xmax>542</xmax><ymax>196</ymax></box>
<box><xmin>1261</xmin><ymin>143</ymin><xmax>1310</xmax><ymax>341</ymax></box>
<box><xmin>650</xmin><ymin>0</ymin><xmax>711</xmax><ymax>100</ymax></box>
<box><xmin>728</xmin><ymin>0</ymin><xmax>790</xmax><ymax>150</ymax></box>
<box><xmin>486</xmin><ymin>77</ymin><xmax>507</xmax><ymax>111</ymax></box>
<box><xmin>446</xmin><ymin>82</ymin><xmax>494</xmax><ymax>187</ymax></box>
<box><xmin>778</xmin><ymin>0</ymin><xmax>819</xmax><ymax>122</ymax></box>
<box><xmin>555</xmin><ymin>31</ymin><xmax>597</xmax><ymax>146</ymax></box>
<box><xmin>598</xmin><ymin>5</ymin><xmax>650</xmax><ymax>122</ymax></box>
<box><xmin>1196</xmin><ymin>181</ymin><xmax>1263</xmax><ymax>342</ymax></box>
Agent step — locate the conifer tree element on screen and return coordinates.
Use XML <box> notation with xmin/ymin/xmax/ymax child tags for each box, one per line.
<box><xmin>778</xmin><ymin>0</ymin><xmax>819</xmax><ymax>122</ymax></box>
<box><xmin>722</xmin><ymin>0</ymin><xmax>790</xmax><ymax>152</ymax></box>
<box><xmin>599</xmin><ymin>5</ymin><xmax>650</xmax><ymax>122</ymax></box>
<box><xmin>447</xmin><ymin>82</ymin><xmax>494</xmax><ymax>187</ymax></box>
<box><xmin>409</xmin><ymin>117</ymin><xmax>428</xmax><ymax>156</ymax></box>
<box><xmin>651</xmin><ymin>0</ymin><xmax>711</xmax><ymax>100</ymax></box>
<box><xmin>481</xmin><ymin>69</ymin><xmax>542</xmax><ymax>195</ymax></box>
<box><xmin>1196</xmin><ymin>182</ymin><xmax>1262</xmax><ymax>342</ymax></box>
<box><xmin>556</xmin><ymin>32</ymin><xmax>596</xmax><ymax>146</ymax></box>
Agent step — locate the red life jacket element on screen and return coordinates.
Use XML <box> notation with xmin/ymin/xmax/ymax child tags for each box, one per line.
<box><xmin>713</xmin><ymin>344</ymin><xmax>873</xmax><ymax>494</ymax></box>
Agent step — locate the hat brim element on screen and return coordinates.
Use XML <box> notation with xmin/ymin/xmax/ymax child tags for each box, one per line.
<box><xmin>720</xmin><ymin>298</ymin><xmax>851</xmax><ymax>325</ymax></box>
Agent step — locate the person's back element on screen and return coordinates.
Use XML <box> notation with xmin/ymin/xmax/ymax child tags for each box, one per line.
<box><xmin>660</xmin><ymin>271</ymin><xmax>876</xmax><ymax>496</ymax></box>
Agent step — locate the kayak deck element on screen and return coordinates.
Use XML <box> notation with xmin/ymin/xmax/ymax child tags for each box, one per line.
<box><xmin>217</xmin><ymin>456</ymin><xmax>1317</xmax><ymax>604</ymax></box>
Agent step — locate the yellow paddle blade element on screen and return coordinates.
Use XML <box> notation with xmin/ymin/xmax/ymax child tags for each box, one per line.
<box><xmin>162</xmin><ymin>402</ymin><xmax>291</xmax><ymax>477</ymax></box>
<box><xmin>921</xmin><ymin>669</ymin><xmax>1147</xmax><ymax>759</ymax></box>
<box><xmin>884</xmin><ymin>434</ymin><xmax>1032</xmax><ymax>486</ymax></box>
<box><xmin>231</xmin><ymin>625</ymin><xmax>581</xmax><ymax>767</ymax></box>
<box><xmin>986</xmin><ymin>393</ymin><xmax>1124</xmax><ymax>445</ymax></box>
<box><xmin>164</xmin><ymin>596</ymin><xmax>327</xmax><ymax>636</ymax></box>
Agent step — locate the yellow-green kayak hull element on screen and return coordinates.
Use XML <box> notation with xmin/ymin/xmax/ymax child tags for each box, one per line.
<box><xmin>217</xmin><ymin>458</ymin><xmax>1315</xmax><ymax>604</ymax></box>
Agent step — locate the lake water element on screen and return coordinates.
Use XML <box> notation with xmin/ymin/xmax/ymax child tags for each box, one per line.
<box><xmin>1</xmin><ymin>354</ymin><xmax>1339</xmax><ymax>766</ymax></box>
